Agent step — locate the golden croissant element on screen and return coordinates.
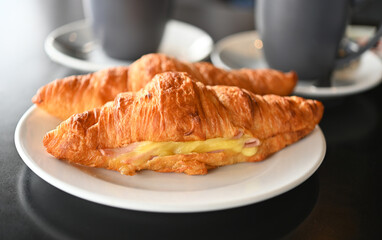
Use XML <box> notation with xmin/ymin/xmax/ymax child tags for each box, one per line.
<box><xmin>33</xmin><ymin>53</ymin><xmax>297</xmax><ymax>120</ymax></box>
<box><xmin>43</xmin><ymin>72</ymin><xmax>323</xmax><ymax>176</ymax></box>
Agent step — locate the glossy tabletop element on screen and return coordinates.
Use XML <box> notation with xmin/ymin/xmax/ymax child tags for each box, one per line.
<box><xmin>1</xmin><ymin>0</ymin><xmax>381</xmax><ymax>239</ymax></box>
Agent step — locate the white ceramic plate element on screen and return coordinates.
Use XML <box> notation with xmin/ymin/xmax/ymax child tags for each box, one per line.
<box><xmin>211</xmin><ymin>31</ymin><xmax>382</xmax><ymax>98</ymax></box>
<box><xmin>45</xmin><ymin>20</ymin><xmax>214</xmax><ymax>72</ymax></box>
<box><xmin>15</xmin><ymin>106</ymin><xmax>326</xmax><ymax>213</ymax></box>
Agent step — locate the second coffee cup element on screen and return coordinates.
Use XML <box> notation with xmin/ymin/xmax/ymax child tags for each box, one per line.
<box><xmin>256</xmin><ymin>0</ymin><xmax>382</xmax><ymax>83</ymax></box>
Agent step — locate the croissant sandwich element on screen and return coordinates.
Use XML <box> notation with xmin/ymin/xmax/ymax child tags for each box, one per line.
<box><xmin>33</xmin><ymin>53</ymin><xmax>297</xmax><ymax>120</ymax></box>
<box><xmin>43</xmin><ymin>72</ymin><xmax>323</xmax><ymax>176</ymax></box>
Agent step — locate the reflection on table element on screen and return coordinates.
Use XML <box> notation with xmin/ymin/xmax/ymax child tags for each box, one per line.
<box><xmin>18</xmin><ymin>166</ymin><xmax>319</xmax><ymax>239</ymax></box>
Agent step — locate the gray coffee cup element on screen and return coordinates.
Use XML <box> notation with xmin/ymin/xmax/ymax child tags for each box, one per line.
<box><xmin>256</xmin><ymin>0</ymin><xmax>382</xmax><ymax>84</ymax></box>
<box><xmin>83</xmin><ymin>0</ymin><xmax>172</xmax><ymax>60</ymax></box>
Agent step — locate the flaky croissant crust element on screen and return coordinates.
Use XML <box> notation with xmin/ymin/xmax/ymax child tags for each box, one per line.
<box><xmin>33</xmin><ymin>54</ymin><xmax>297</xmax><ymax>120</ymax></box>
<box><xmin>32</xmin><ymin>66</ymin><xmax>129</xmax><ymax>120</ymax></box>
<box><xmin>127</xmin><ymin>54</ymin><xmax>297</xmax><ymax>96</ymax></box>
<box><xmin>43</xmin><ymin>72</ymin><xmax>322</xmax><ymax>175</ymax></box>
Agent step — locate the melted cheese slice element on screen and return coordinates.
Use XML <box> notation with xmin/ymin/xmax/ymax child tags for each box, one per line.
<box><xmin>131</xmin><ymin>136</ymin><xmax>259</xmax><ymax>157</ymax></box>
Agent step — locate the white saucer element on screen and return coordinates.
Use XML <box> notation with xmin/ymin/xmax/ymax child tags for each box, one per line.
<box><xmin>15</xmin><ymin>106</ymin><xmax>325</xmax><ymax>213</ymax></box>
<box><xmin>211</xmin><ymin>31</ymin><xmax>382</xmax><ymax>98</ymax></box>
<box><xmin>45</xmin><ymin>20</ymin><xmax>214</xmax><ymax>72</ymax></box>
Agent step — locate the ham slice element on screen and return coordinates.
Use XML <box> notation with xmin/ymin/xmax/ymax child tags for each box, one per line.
<box><xmin>99</xmin><ymin>142</ymin><xmax>139</xmax><ymax>157</ymax></box>
<box><xmin>244</xmin><ymin>138</ymin><xmax>261</xmax><ymax>148</ymax></box>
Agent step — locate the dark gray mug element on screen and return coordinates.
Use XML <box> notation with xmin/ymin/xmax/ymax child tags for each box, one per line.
<box><xmin>83</xmin><ymin>0</ymin><xmax>172</xmax><ymax>60</ymax></box>
<box><xmin>256</xmin><ymin>0</ymin><xmax>382</xmax><ymax>83</ymax></box>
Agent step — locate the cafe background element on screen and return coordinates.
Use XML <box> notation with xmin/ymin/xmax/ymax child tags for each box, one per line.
<box><xmin>1</xmin><ymin>0</ymin><xmax>382</xmax><ymax>239</ymax></box>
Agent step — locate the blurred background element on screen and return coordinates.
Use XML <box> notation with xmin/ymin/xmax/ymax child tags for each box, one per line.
<box><xmin>1</xmin><ymin>0</ymin><xmax>382</xmax><ymax>239</ymax></box>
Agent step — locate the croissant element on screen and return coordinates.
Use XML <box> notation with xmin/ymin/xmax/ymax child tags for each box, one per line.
<box><xmin>33</xmin><ymin>53</ymin><xmax>297</xmax><ymax>120</ymax></box>
<box><xmin>32</xmin><ymin>66</ymin><xmax>129</xmax><ymax>120</ymax></box>
<box><xmin>43</xmin><ymin>72</ymin><xmax>323</xmax><ymax>175</ymax></box>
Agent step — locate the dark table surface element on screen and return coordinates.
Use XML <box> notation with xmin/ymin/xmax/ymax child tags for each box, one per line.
<box><xmin>1</xmin><ymin>0</ymin><xmax>381</xmax><ymax>239</ymax></box>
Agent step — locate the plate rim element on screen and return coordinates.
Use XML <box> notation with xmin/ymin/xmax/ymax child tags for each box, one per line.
<box><xmin>211</xmin><ymin>30</ymin><xmax>382</xmax><ymax>98</ymax></box>
<box><xmin>45</xmin><ymin>19</ymin><xmax>214</xmax><ymax>72</ymax></box>
<box><xmin>15</xmin><ymin>105</ymin><xmax>326</xmax><ymax>213</ymax></box>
